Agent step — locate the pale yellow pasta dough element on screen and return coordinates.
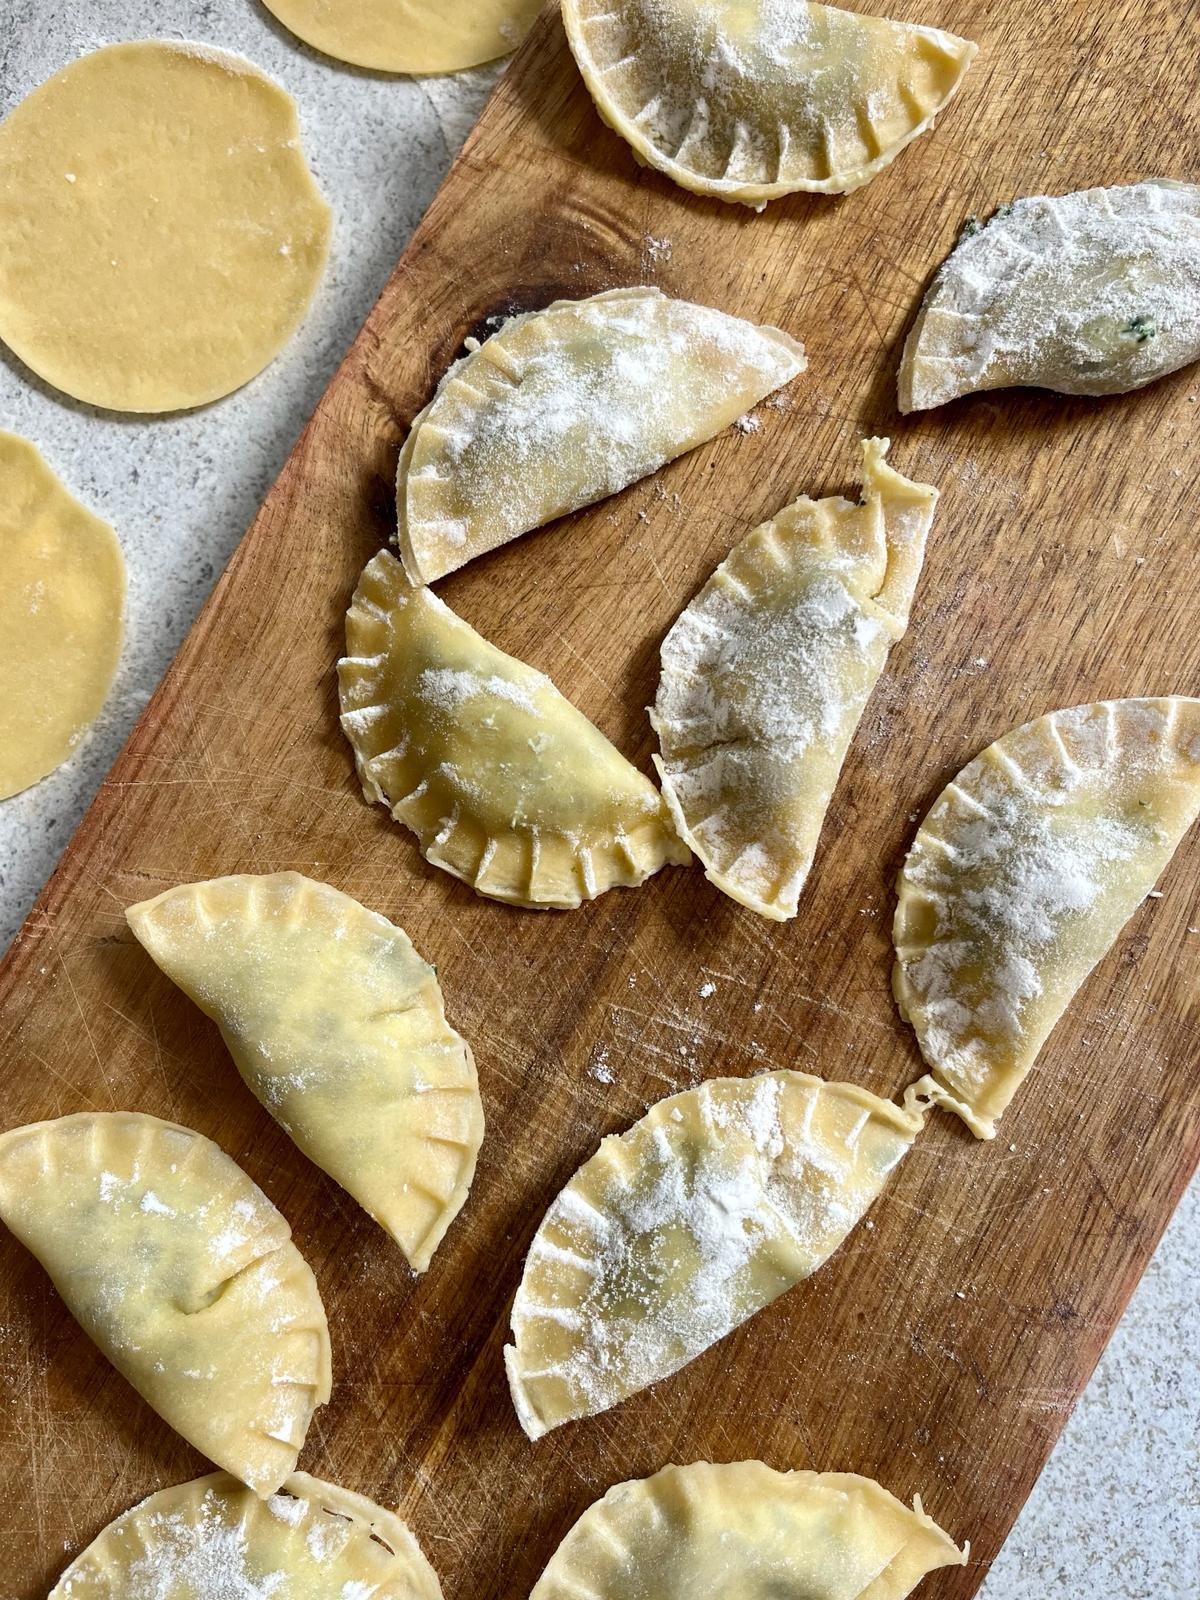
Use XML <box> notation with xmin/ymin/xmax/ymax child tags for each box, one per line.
<box><xmin>894</xmin><ymin>697</ymin><xmax>1200</xmax><ymax>1138</ymax></box>
<box><xmin>0</xmin><ymin>41</ymin><xmax>331</xmax><ymax>412</ymax></box>
<box><xmin>531</xmin><ymin>1462</ymin><xmax>966</xmax><ymax>1600</ymax></box>
<box><xmin>563</xmin><ymin>0</ymin><xmax>977</xmax><ymax>206</ymax></box>
<box><xmin>260</xmin><ymin>0</ymin><xmax>543</xmax><ymax>74</ymax></box>
<box><xmin>50</xmin><ymin>1472</ymin><xmax>442</xmax><ymax>1599</ymax></box>
<box><xmin>340</xmin><ymin>552</ymin><xmax>689</xmax><ymax>909</ymax></box>
<box><xmin>652</xmin><ymin>438</ymin><xmax>938</xmax><ymax>921</ymax></box>
<box><xmin>127</xmin><ymin>873</ymin><xmax>484</xmax><ymax>1273</ymax></box>
<box><xmin>0</xmin><ymin>1112</ymin><xmax>331</xmax><ymax>1497</ymax></box>
<box><xmin>0</xmin><ymin>431</ymin><xmax>125</xmax><ymax>799</ymax></box>
<box><xmin>506</xmin><ymin>1071</ymin><xmax>926</xmax><ymax>1437</ymax></box>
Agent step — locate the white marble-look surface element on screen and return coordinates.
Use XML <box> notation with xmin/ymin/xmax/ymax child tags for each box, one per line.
<box><xmin>0</xmin><ymin>4</ymin><xmax>1195</xmax><ymax>1595</ymax></box>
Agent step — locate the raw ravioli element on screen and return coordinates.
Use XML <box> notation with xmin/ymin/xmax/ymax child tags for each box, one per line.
<box><xmin>899</xmin><ymin>181</ymin><xmax>1200</xmax><ymax>411</ymax></box>
<box><xmin>530</xmin><ymin>1461</ymin><xmax>966</xmax><ymax>1600</ymax></box>
<box><xmin>339</xmin><ymin>551</ymin><xmax>689</xmax><ymax>909</ymax></box>
<box><xmin>127</xmin><ymin>873</ymin><xmax>484</xmax><ymax>1272</ymax></box>
<box><xmin>0</xmin><ymin>1112</ymin><xmax>330</xmax><ymax>1496</ymax></box>
<box><xmin>563</xmin><ymin>0</ymin><xmax>977</xmax><ymax>206</ymax></box>
<box><xmin>894</xmin><ymin>697</ymin><xmax>1200</xmax><ymax>1137</ymax></box>
<box><xmin>653</xmin><ymin>438</ymin><xmax>937</xmax><ymax>919</ymax></box>
<box><xmin>49</xmin><ymin>1471</ymin><xmax>442</xmax><ymax>1599</ymax></box>
<box><xmin>505</xmin><ymin>1071</ymin><xmax>925</xmax><ymax>1437</ymax></box>
<box><xmin>396</xmin><ymin>287</ymin><xmax>804</xmax><ymax>582</ymax></box>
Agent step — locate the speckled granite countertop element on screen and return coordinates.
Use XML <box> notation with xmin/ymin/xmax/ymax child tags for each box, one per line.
<box><xmin>0</xmin><ymin>4</ymin><xmax>1195</xmax><ymax>1594</ymax></box>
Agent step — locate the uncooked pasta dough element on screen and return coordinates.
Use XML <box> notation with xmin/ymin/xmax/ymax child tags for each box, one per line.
<box><xmin>48</xmin><ymin>1472</ymin><xmax>442</xmax><ymax>1599</ymax></box>
<box><xmin>0</xmin><ymin>41</ymin><xmax>331</xmax><ymax>412</ymax></box>
<box><xmin>0</xmin><ymin>432</ymin><xmax>125</xmax><ymax>799</ymax></box>
<box><xmin>260</xmin><ymin>0</ymin><xmax>543</xmax><ymax>74</ymax></box>
<box><xmin>530</xmin><ymin>1462</ymin><xmax>965</xmax><ymax>1600</ymax></box>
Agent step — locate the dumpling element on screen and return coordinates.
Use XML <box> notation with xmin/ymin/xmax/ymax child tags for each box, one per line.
<box><xmin>561</xmin><ymin>0</ymin><xmax>977</xmax><ymax>207</ymax></box>
<box><xmin>0</xmin><ymin>1112</ymin><xmax>331</xmax><ymax>1496</ymax></box>
<box><xmin>652</xmin><ymin>438</ymin><xmax>937</xmax><ymax>920</ymax></box>
<box><xmin>125</xmin><ymin>873</ymin><xmax>484</xmax><ymax>1273</ymax></box>
<box><xmin>49</xmin><ymin>1471</ymin><xmax>442</xmax><ymax>1599</ymax></box>
<box><xmin>893</xmin><ymin>697</ymin><xmax>1200</xmax><ymax>1139</ymax></box>
<box><xmin>530</xmin><ymin>1461</ymin><xmax>966</xmax><ymax>1600</ymax></box>
<box><xmin>339</xmin><ymin>551</ymin><xmax>689</xmax><ymax>909</ymax></box>
<box><xmin>505</xmin><ymin>1070</ymin><xmax>925</xmax><ymax>1438</ymax></box>
<box><xmin>395</xmin><ymin>286</ymin><xmax>804</xmax><ymax>582</ymax></box>
<box><xmin>899</xmin><ymin>180</ymin><xmax>1200</xmax><ymax>411</ymax></box>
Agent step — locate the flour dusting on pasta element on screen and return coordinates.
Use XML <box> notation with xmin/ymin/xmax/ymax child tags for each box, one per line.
<box><xmin>506</xmin><ymin>1071</ymin><xmax>923</xmax><ymax>1437</ymax></box>
<box><xmin>894</xmin><ymin>697</ymin><xmax>1200</xmax><ymax>1138</ymax></box>
<box><xmin>397</xmin><ymin>287</ymin><xmax>804</xmax><ymax>582</ymax></box>
<box><xmin>900</xmin><ymin>180</ymin><xmax>1200</xmax><ymax>410</ymax></box>
<box><xmin>652</xmin><ymin>438</ymin><xmax>938</xmax><ymax>920</ymax></box>
<box><xmin>562</xmin><ymin>0</ymin><xmax>976</xmax><ymax>204</ymax></box>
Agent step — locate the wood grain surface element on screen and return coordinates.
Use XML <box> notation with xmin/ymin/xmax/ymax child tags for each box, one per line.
<box><xmin>2</xmin><ymin>3</ymin><xmax>1198</xmax><ymax>1595</ymax></box>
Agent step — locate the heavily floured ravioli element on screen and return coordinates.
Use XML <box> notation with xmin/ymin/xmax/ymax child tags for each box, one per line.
<box><xmin>339</xmin><ymin>551</ymin><xmax>689</xmax><ymax>909</ymax></box>
<box><xmin>125</xmin><ymin>873</ymin><xmax>484</xmax><ymax>1273</ymax></box>
<box><xmin>49</xmin><ymin>1471</ymin><xmax>442</xmax><ymax>1599</ymax></box>
<box><xmin>562</xmin><ymin>0</ymin><xmax>977</xmax><ymax>207</ymax></box>
<box><xmin>530</xmin><ymin>1461</ymin><xmax>966</xmax><ymax>1600</ymax></box>
<box><xmin>894</xmin><ymin>697</ymin><xmax>1200</xmax><ymax>1139</ymax></box>
<box><xmin>505</xmin><ymin>1071</ymin><xmax>925</xmax><ymax>1438</ymax></box>
<box><xmin>899</xmin><ymin>180</ymin><xmax>1200</xmax><ymax>411</ymax></box>
<box><xmin>652</xmin><ymin>438</ymin><xmax>937</xmax><ymax>920</ymax></box>
<box><xmin>260</xmin><ymin>0</ymin><xmax>541</xmax><ymax>74</ymax></box>
<box><xmin>0</xmin><ymin>1112</ymin><xmax>331</xmax><ymax>1496</ymax></box>
<box><xmin>396</xmin><ymin>286</ymin><xmax>805</xmax><ymax>582</ymax></box>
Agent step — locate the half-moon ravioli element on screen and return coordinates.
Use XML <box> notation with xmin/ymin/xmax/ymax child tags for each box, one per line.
<box><xmin>396</xmin><ymin>286</ymin><xmax>805</xmax><ymax>582</ymax></box>
<box><xmin>505</xmin><ymin>1070</ymin><xmax>925</xmax><ymax>1438</ymax></box>
<box><xmin>530</xmin><ymin>1462</ymin><xmax>966</xmax><ymax>1600</ymax></box>
<box><xmin>652</xmin><ymin>438</ymin><xmax>938</xmax><ymax>920</ymax></box>
<box><xmin>125</xmin><ymin>873</ymin><xmax>484</xmax><ymax>1273</ymax></box>
<box><xmin>49</xmin><ymin>1471</ymin><xmax>442</xmax><ymax>1599</ymax></box>
<box><xmin>339</xmin><ymin>551</ymin><xmax>689</xmax><ymax>909</ymax></box>
<box><xmin>899</xmin><ymin>180</ymin><xmax>1200</xmax><ymax>411</ymax></box>
<box><xmin>894</xmin><ymin>697</ymin><xmax>1200</xmax><ymax>1139</ymax></box>
<box><xmin>0</xmin><ymin>1112</ymin><xmax>330</xmax><ymax>1497</ymax></box>
<box><xmin>562</xmin><ymin>0</ymin><xmax>977</xmax><ymax>207</ymax></box>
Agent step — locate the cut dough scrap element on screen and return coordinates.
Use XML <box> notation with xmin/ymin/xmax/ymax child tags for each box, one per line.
<box><xmin>0</xmin><ymin>1112</ymin><xmax>331</xmax><ymax>1497</ymax></box>
<box><xmin>396</xmin><ymin>286</ymin><xmax>805</xmax><ymax>582</ymax></box>
<box><xmin>894</xmin><ymin>697</ymin><xmax>1200</xmax><ymax>1139</ymax></box>
<box><xmin>49</xmin><ymin>1471</ymin><xmax>443</xmax><ymax>1599</ymax></box>
<box><xmin>260</xmin><ymin>0</ymin><xmax>542</xmax><ymax>74</ymax></box>
<box><xmin>530</xmin><ymin>1462</ymin><xmax>966</xmax><ymax>1600</ymax></box>
<box><xmin>653</xmin><ymin>438</ymin><xmax>937</xmax><ymax>920</ymax></box>
<box><xmin>899</xmin><ymin>180</ymin><xmax>1200</xmax><ymax>411</ymax></box>
<box><xmin>125</xmin><ymin>873</ymin><xmax>484</xmax><ymax>1273</ymax></box>
<box><xmin>0</xmin><ymin>41</ymin><xmax>330</xmax><ymax>411</ymax></box>
<box><xmin>562</xmin><ymin>0</ymin><xmax>977</xmax><ymax>207</ymax></box>
<box><xmin>0</xmin><ymin>431</ymin><xmax>125</xmax><ymax>799</ymax></box>
<box><xmin>505</xmin><ymin>1071</ymin><xmax>925</xmax><ymax>1438</ymax></box>
<box><xmin>339</xmin><ymin>551</ymin><xmax>689</xmax><ymax>909</ymax></box>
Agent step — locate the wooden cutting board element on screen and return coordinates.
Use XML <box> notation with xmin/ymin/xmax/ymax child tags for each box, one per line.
<box><xmin>3</xmin><ymin>2</ymin><xmax>1198</xmax><ymax>1594</ymax></box>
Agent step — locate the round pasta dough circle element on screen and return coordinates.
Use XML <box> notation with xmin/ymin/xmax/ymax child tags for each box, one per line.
<box><xmin>0</xmin><ymin>432</ymin><xmax>125</xmax><ymax>799</ymax></box>
<box><xmin>260</xmin><ymin>0</ymin><xmax>543</xmax><ymax>74</ymax></box>
<box><xmin>0</xmin><ymin>41</ymin><xmax>331</xmax><ymax>412</ymax></box>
